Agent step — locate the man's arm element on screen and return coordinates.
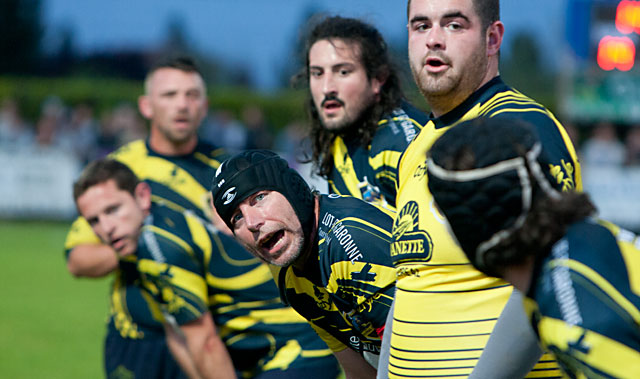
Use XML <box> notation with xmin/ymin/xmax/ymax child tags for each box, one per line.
<box><xmin>468</xmin><ymin>289</ymin><xmax>543</xmax><ymax>379</ymax></box>
<box><xmin>67</xmin><ymin>244</ymin><xmax>119</xmax><ymax>278</ymax></box>
<box><xmin>165</xmin><ymin>311</ymin><xmax>236</xmax><ymax>379</ymax></box>
<box><xmin>334</xmin><ymin>348</ymin><xmax>377</xmax><ymax>379</ymax></box>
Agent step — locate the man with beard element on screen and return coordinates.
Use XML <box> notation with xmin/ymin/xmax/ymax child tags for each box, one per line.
<box><xmin>64</xmin><ymin>56</ymin><xmax>339</xmax><ymax>379</ymax></box>
<box><xmin>298</xmin><ymin>16</ymin><xmax>427</xmax><ymax>211</ymax></box>
<box><xmin>212</xmin><ymin>150</ymin><xmax>398</xmax><ymax>378</ymax></box>
<box><xmin>381</xmin><ymin>0</ymin><xmax>582</xmax><ymax>378</ymax></box>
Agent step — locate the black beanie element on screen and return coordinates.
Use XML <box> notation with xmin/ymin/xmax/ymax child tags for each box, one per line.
<box><xmin>211</xmin><ymin>150</ymin><xmax>316</xmax><ymax>240</ymax></box>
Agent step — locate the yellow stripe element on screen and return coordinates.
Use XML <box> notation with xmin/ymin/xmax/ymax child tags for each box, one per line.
<box><xmin>549</xmin><ymin>259</ymin><xmax>640</xmax><ymax>323</ymax></box>
<box><xmin>184</xmin><ymin>213</ymin><xmax>212</xmax><ymax>264</ymax></box>
<box><xmin>144</xmin><ymin>225</ymin><xmax>194</xmax><ymax>257</ymax></box>
<box><xmin>332</xmin><ymin>137</ymin><xmax>362</xmax><ymax>199</ymax></box>
<box><xmin>114</xmin><ymin>142</ymin><xmax>209</xmax><ymax>212</ymax></box>
<box><xmin>193</xmin><ymin>151</ymin><xmax>223</xmax><ymax>168</ymax></box>
<box><xmin>369</xmin><ymin>150</ymin><xmax>401</xmax><ymax>172</ymax></box>
<box><xmin>206</xmin><ymin>263</ymin><xmax>272</xmax><ymax>290</ymax></box>
<box><xmin>338</xmin><ymin>216</ymin><xmax>393</xmax><ymax>237</ymax></box>
<box><xmin>214</xmin><ymin>297</ymin><xmax>282</xmax><ymax>314</ymax></box>
<box><xmin>620</xmin><ymin>241</ymin><xmax>640</xmax><ymax>297</ymax></box>
<box><xmin>539</xmin><ymin>316</ymin><xmax>640</xmax><ymax>377</ymax></box>
<box><xmin>138</xmin><ymin>259</ymin><xmax>208</xmax><ymax>300</ymax></box>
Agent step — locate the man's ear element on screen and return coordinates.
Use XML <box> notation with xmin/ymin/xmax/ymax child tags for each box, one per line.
<box><xmin>134</xmin><ymin>182</ymin><xmax>152</xmax><ymax>211</ymax></box>
<box><xmin>371</xmin><ymin>70</ymin><xmax>388</xmax><ymax>98</ymax></box>
<box><xmin>138</xmin><ymin>95</ymin><xmax>153</xmax><ymax>120</ymax></box>
<box><xmin>486</xmin><ymin>21</ymin><xmax>505</xmax><ymax>57</ymax></box>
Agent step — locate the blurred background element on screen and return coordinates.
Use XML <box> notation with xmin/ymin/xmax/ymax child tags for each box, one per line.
<box><xmin>1</xmin><ymin>0</ymin><xmax>639</xmax><ymax>377</ymax></box>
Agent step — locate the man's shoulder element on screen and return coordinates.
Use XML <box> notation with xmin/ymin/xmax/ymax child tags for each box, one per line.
<box><xmin>108</xmin><ymin>139</ymin><xmax>148</xmax><ymax>163</ymax></box>
<box><xmin>318</xmin><ymin>195</ymin><xmax>394</xmax><ymax>230</ymax></box>
<box><xmin>194</xmin><ymin>140</ymin><xmax>230</xmax><ymax>161</ymax></box>
<box><xmin>374</xmin><ymin>102</ymin><xmax>427</xmax><ymax>150</ymax></box>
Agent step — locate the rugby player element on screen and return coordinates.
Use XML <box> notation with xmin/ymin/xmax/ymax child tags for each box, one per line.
<box><xmin>212</xmin><ymin>150</ymin><xmax>397</xmax><ymax>378</ymax></box>
<box><xmin>382</xmin><ymin>0</ymin><xmax>582</xmax><ymax>377</ymax></box>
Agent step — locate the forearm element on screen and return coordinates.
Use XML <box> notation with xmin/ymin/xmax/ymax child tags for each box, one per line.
<box><xmin>165</xmin><ymin>324</ymin><xmax>204</xmax><ymax>379</ymax></box>
<box><xmin>468</xmin><ymin>289</ymin><xmax>543</xmax><ymax>379</ymax></box>
<box><xmin>182</xmin><ymin>313</ymin><xmax>236</xmax><ymax>379</ymax></box>
<box><xmin>67</xmin><ymin>244</ymin><xmax>119</xmax><ymax>278</ymax></box>
<box><xmin>335</xmin><ymin>348</ymin><xmax>377</xmax><ymax>379</ymax></box>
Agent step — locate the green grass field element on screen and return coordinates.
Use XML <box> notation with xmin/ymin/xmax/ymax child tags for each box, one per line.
<box><xmin>1</xmin><ymin>220</ymin><xmax>110</xmax><ymax>378</ymax></box>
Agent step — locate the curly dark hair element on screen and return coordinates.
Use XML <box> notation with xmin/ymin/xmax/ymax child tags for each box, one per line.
<box><xmin>480</xmin><ymin>191</ymin><xmax>596</xmax><ymax>278</ymax></box>
<box><xmin>293</xmin><ymin>16</ymin><xmax>404</xmax><ymax>178</ymax></box>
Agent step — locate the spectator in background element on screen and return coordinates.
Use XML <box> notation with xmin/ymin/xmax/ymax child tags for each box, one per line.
<box><xmin>274</xmin><ymin>119</ymin><xmax>309</xmax><ymax>165</ymax></box>
<box><xmin>94</xmin><ymin>102</ymin><xmax>146</xmax><ymax>159</ymax></box>
<box><xmin>35</xmin><ymin>96</ymin><xmax>68</xmax><ymax>149</ymax></box>
<box><xmin>200</xmin><ymin>109</ymin><xmax>247</xmax><ymax>153</ymax></box>
<box><xmin>242</xmin><ymin>104</ymin><xmax>273</xmax><ymax>150</ymax></box>
<box><xmin>580</xmin><ymin>121</ymin><xmax>625</xmax><ymax>166</ymax></box>
<box><xmin>624</xmin><ymin>126</ymin><xmax>640</xmax><ymax>166</ymax></box>
<box><xmin>56</xmin><ymin>101</ymin><xmax>99</xmax><ymax>164</ymax></box>
<box><xmin>0</xmin><ymin>97</ymin><xmax>34</xmax><ymax>148</ymax></box>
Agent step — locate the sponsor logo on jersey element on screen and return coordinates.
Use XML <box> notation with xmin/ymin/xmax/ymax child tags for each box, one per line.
<box><xmin>390</xmin><ymin>201</ymin><xmax>433</xmax><ymax>265</ymax></box>
<box><xmin>548</xmin><ymin>160</ymin><xmax>575</xmax><ymax>192</ymax></box>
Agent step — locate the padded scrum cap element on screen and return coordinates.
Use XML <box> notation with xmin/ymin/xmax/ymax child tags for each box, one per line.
<box><xmin>426</xmin><ymin>117</ymin><xmax>559</xmax><ymax>270</ymax></box>
<box><xmin>211</xmin><ymin>150</ymin><xmax>315</xmax><ymax>239</ymax></box>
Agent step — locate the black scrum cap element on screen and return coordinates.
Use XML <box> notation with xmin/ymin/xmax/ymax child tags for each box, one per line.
<box><xmin>426</xmin><ymin>118</ymin><xmax>560</xmax><ymax>272</ymax></box>
<box><xmin>211</xmin><ymin>150</ymin><xmax>315</xmax><ymax>238</ymax></box>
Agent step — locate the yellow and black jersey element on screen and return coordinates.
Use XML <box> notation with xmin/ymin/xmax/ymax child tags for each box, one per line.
<box><xmin>272</xmin><ymin>194</ymin><xmax>396</xmax><ymax>361</ymax></box>
<box><xmin>135</xmin><ymin>204</ymin><xmax>336</xmax><ymax>375</ymax></box>
<box><xmin>388</xmin><ymin>77</ymin><xmax>580</xmax><ymax>378</ymax></box>
<box><xmin>328</xmin><ymin>102</ymin><xmax>427</xmax><ymax>211</ymax></box>
<box><xmin>524</xmin><ymin>219</ymin><xmax>640</xmax><ymax>378</ymax></box>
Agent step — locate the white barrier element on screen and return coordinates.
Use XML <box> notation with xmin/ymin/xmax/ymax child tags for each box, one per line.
<box><xmin>0</xmin><ymin>147</ymin><xmax>81</xmax><ymax>219</ymax></box>
<box><xmin>582</xmin><ymin>165</ymin><xmax>640</xmax><ymax>232</ymax></box>
<box><xmin>0</xmin><ymin>149</ymin><xmax>639</xmax><ymax>232</ymax></box>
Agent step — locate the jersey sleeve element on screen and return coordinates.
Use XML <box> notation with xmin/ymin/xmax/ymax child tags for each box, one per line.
<box><xmin>63</xmin><ymin>216</ymin><xmax>101</xmax><ymax>259</ymax></box>
<box><xmin>308</xmin><ymin>321</ymin><xmax>348</xmax><ymax>353</ymax></box>
<box><xmin>490</xmin><ymin>106</ymin><xmax>581</xmax><ymax>192</ymax></box>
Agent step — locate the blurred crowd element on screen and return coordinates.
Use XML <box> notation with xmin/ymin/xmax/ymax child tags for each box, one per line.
<box><xmin>565</xmin><ymin>120</ymin><xmax>640</xmax><ymax>167</ymax></box>
<box><xmin>2</xmin><ymin>95</ymin><xmax>640</xmax><ymax>169</ymax></box>
<box><xmin>0</xmin><ymin>96</ymin><xmax>309</xmax><ymax>166</ymax></box>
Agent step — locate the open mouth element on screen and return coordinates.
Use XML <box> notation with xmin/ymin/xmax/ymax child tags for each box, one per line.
<box><xmin>111</xmin><ymin>237</ymin><xmax>125</xmax><ymax>251</ymax></box>
<box><xmin>260</xmin><ymin>230</ymin><xmax>285</xmax><ymax>251</ymax></box>
<box><xmin>426</xmin><ymin>57</ymin><xmax>447</xmax><ymax>68</ymax></box>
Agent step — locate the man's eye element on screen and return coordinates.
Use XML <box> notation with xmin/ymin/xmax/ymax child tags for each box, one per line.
<box><xmin>339</xmin><ymin>69</ymin><xmax>351</xmax><ymax>76</ymax></box>
<box><xmin>310</xmin><ymin>71</ymin><xmax>322</xmax><ymax>78</ymax></box>
<box><xmin>414</xmin><ymin>23</ymin><xmax>429</xmax><ymax>31</ymax></box>
<box><xmin>255</xmin><ymin>193</ymin><xmax>266</xmax><ymax>202</ymax></box>
<box><xmin>446</xmin><ymin>22</ymin><xmax>462</xmax><ymax>31</ymax></box>
<box><xmin>87</xmin><ymin>218</ymin><xmax>98</xmax><ymax>227</ymax></box>
<box><xmin>232</xmin><ymin>212</ymin><xmax>243</xmax><ymax>224</ymax></box>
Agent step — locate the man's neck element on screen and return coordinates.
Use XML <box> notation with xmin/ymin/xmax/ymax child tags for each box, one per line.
<box><xmin>148</xmin><ymin>132</ymin><xmax>198</xmax><ymax>156</ymax></box>
<box><xmin>429</xmin><ymin>70</ymin><xmax>500</xmax><ymax>118</ymax></box>
<box><xmin>292</xmin><ymin>197</ymin><xmax>321</xmax><ymax>280</ymax></box>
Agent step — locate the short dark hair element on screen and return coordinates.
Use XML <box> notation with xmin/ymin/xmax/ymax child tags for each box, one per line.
<box><xmin>294</xmin><ymin>15</ymin><xmax>404</xmax><ymax>179</ymax></box>
<box><xmin>407</xmin><ymin>0</ymin><xmax>500</xmax><ymax>29</ymax></box>
<box><xmin>144</xmin><ymin>55</ymin><xmax>204</xmax><ymax>93</ymax></box>
<box><xmin>73</xmin><ymin>159</ymin><xmax>139</xmax><ymax>202</ymax></box>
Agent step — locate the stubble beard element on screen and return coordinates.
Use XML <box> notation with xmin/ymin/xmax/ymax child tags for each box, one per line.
<box><xmin>268</xmin><ymin>234</ymin><xmax>305</xmax><ymax>268</ymax></box>
<box><xmin>411</xmin><ymin>45</ymin><xmax>489</xmax><ymax>116</ymax></box>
